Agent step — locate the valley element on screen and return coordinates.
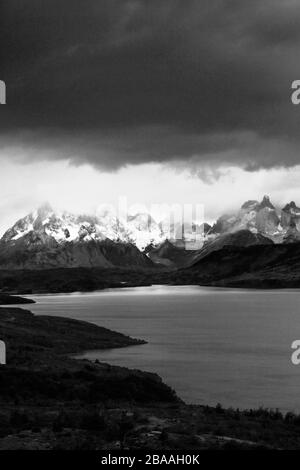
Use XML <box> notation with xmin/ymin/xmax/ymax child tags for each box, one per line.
<box><xmin>1</xmin><ymin>304</ymin><xmax>300</xmax><ymax>450</ymax></box>
<box><xmin>1</xmin><ymin>194</ymin><xmax>300</xmax><ymax>449</ymax></box>
<box><xmin>0</xmin><ymin>195</ymin><xmax>300</xmax><ymax>291</ymax></box>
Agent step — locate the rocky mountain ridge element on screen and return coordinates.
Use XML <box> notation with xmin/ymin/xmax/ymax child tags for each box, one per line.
<box><xmin>210</xmin><ymin>195</ymin><xmax>300</xmax><ymax>243</ymax></box>
<box><xmin>1</xmin><ymin>195</ymin><xmax>300</xmax><ymax>269</ymax></box>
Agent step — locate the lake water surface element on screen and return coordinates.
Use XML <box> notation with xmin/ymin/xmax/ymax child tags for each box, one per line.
<box><xmin>22</xmin><ymin>285</ymin><xmax>300</xmax><ymax>412</ymax></box>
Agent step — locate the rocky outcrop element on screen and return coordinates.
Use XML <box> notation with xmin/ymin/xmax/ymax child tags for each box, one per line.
<box><xmin>211</xmin><ymin>195</ymin><xmax>281</xmax><ymax>241</ymax></box>
<box><xmin>0</xmin><ymin>234</ymin><xmax>153</xmax><ymax>270</ymax></box>
<box><xmin>281</xmin><ymin>201</ymin><xmax>300</xmax><ymax>230</ymax></box>
<box><xmin>283</xmin><ymin>221</ymin><xmax>300</xmax><ymax>244</ymax></box>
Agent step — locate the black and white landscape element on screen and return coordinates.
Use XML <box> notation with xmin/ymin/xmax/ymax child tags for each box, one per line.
<box><xmin>0</xmin><ymin>195</ymin><xmax>299</xmax><ymax>288</ymax></box>
<box><xmin>2</xmin><ymin>0</ymin><xmax>300</xmax><ymax>454</ymax></box>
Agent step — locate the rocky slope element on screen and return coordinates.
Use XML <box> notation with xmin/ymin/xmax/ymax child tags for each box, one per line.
<box><xmin>0</xmin><ymin>205</ymin><xmax>154</xmax><ymax>269</ymax></box>
<box><xmin>0</xmin><ymin>203</ymin><xmax>211</xmax><ymax>269</ymax></box>
<box><xmin>145</xmin><ymin>240</ymin><xmax>200</xmax><ymax>268</ymax></box>
<box><xmin>2</xmin><ymin>195</ymin><xmax>300</xmax><ymax>270</ymax></box>
<box><xmin>209</xmin><ymin>195</ymin><xmax>300</xmax><ymax>244</ymax></box>
<box><xmin>1</xmin><ymin>204</ymin><xmax>167</xmax><ymax>252</ymax></box>
<box><xmin>0</xmin><ymin>236</ymin><xmax>153</xmax><ymax>270</ymax></box>
<box><xmin>210</xmin><ymin>196</ymin><xmax>281</xmax><ymax>240</ymax></box>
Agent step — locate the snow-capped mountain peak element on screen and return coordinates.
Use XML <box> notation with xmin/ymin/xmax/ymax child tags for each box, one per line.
<box><xmin>2</xmin><ymin>204</ymin><xmax>108</xmax><ymax>244</ymax></box>
<box><xmin>211</xmin><ymin>195</ymin><xmax>282</xmax><ymax>241</ymax></box>
<box><xmin>4</xmin><ymin>194</ymin><xmax>300</xmax><ymax>261</ymax></box>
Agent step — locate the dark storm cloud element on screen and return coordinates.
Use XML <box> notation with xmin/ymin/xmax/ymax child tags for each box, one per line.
<box><xmin>2</xmin><ymin>0</ymin><xmax>300</xmax><ymax>171</ymax></box>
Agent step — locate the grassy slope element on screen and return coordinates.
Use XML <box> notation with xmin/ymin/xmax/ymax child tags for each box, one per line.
<box><xmin>0</xmin><ymin>307</ymin><xmax>177</xmax><ymax>407</ymax></box>
<box><xmin>0</xmin><ymin>307</ymin><xmax>299</xmax><ymax>449</ymax></box>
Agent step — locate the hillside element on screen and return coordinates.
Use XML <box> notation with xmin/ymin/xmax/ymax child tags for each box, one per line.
<box><xmin>0</xmin><ymin>307</ymin><xmax>300</xmax><ymax>450</ymax></box>
<box><xmin>177</xmin><ymin>242</ymin><xmax>300</xmax><ymax>288</ymax></box>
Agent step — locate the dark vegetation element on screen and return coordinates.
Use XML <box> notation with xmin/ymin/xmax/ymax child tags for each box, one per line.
<box><xmin>177</xmin><ymin>242</ymin><xmax>300</xmax><ymax>288</ymax></box>
<box><xmin>0</xmin><ymin>267</ymin><xmax>156</xmax><ymax>294</ymax></box>
<box><xmin>0</xmin><ymin>307</ymin><xmax>179</xmax><ymax>449</ymax></box>
<box><xmin>146</xmin><ymin>241</ymin><xmax>300</xmax><ymax>288</ymax></box>
<box><xmin>3</xmin><ymin>402</ymin><xmax>300</xmax><ymax>450</ymax></box>
<box><xmin>0</xmin><ymin>307</ymin><xmax>300</xmax><ymax>449</ymax></box>
<box><xmin>0</xmin><ymin>307</ymin><xmax>176</xmax><ymax>406</ymax></box>
<box><xmin>0</xmin><ymin>241</ymin><xmax>300</xmax><ymax>448</ymax></box>
<box><xmin>1</xmin><ymin>242</ymin><xmax>300</xmax><ymax>295</ymax></box>
<box><xmin>0</xmin><ymin>294</ymin><xmax>35</xmax><ymax>305</ymax></box>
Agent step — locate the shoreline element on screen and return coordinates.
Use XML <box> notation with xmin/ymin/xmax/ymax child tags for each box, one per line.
<box><xmin>0</xmin><ymin>256</ymin><xmax>300</xmax><ymax>295</ymax></box>
<box><xmin>0</xmin><ymin>306</ymin><xmax>300</xmax><ymax>449</ymax></box>
<box><xmin>2</xmin><ymin>279</ymin><xmax>299</xmax><ymax>297</ymax></box>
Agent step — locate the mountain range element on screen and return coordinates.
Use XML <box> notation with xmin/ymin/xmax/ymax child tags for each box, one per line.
<box><xmin>1</xmin><ymin>195</ymin><xmax>300</xmax><ymax>270</ymax></box>
<box><xmin>209</xmin><ymin>195</ymin><xmax>300</xmax><ymax>242</ymax></box>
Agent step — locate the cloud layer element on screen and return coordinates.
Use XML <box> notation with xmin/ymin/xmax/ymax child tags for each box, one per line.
<box><xmin>2</xmin><ymin>0</ymin><xmax>300</xmax><ymax>171</ymax></box>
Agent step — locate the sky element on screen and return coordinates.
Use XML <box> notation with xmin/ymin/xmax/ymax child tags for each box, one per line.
<box><xmin>1</xmin><ymin>0</ymin><xmax>300</xmax><ymax>234</ymax></box>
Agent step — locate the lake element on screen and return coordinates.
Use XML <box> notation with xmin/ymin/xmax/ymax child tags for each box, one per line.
<box><xmin>22</xmin><ymin>285</ymin><xmax>300</xmax><ymax>412</ymax></box>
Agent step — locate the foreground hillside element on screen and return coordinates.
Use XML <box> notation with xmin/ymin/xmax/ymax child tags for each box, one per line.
<box><xmin>1</xmin><ymin>307</ymin><xmax>300</xmax><ymax>449</ymax></box>
<box><xmin>0</xmin><ymin>307</ymin><xmax>178</xmax><ymax>449</ymax></box>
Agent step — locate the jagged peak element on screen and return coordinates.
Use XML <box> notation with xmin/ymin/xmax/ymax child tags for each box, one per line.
<box><xmin>282</xmin><ymin>201</ymin><xmax>300</xmax><ymax>212</ymax></box>
<box><xmin>241</xmin><ymin>200</ymin><xmax>259</xmax><ymax>210</ymax></box>
<box><xmin>241</xmin><ymin>195</ymin><xmax>275</xmax><ymax>212</ymax></box>
<box><xmin>257</xmin><ymin>195</ymin><xmax>275</xmax><ymax>210</ymax></box>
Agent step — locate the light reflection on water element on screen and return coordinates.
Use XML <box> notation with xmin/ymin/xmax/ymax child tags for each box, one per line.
<box><xmin>17</xmin><ymin>285</ymin><xmax>300</xmax><ymax>412</ymax></box>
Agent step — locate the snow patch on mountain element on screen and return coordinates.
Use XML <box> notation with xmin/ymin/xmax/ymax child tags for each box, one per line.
<box><xmin>3</xmin><ymin>195</ymin><xmax>300</xmax><ymax>257</ymax></box>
